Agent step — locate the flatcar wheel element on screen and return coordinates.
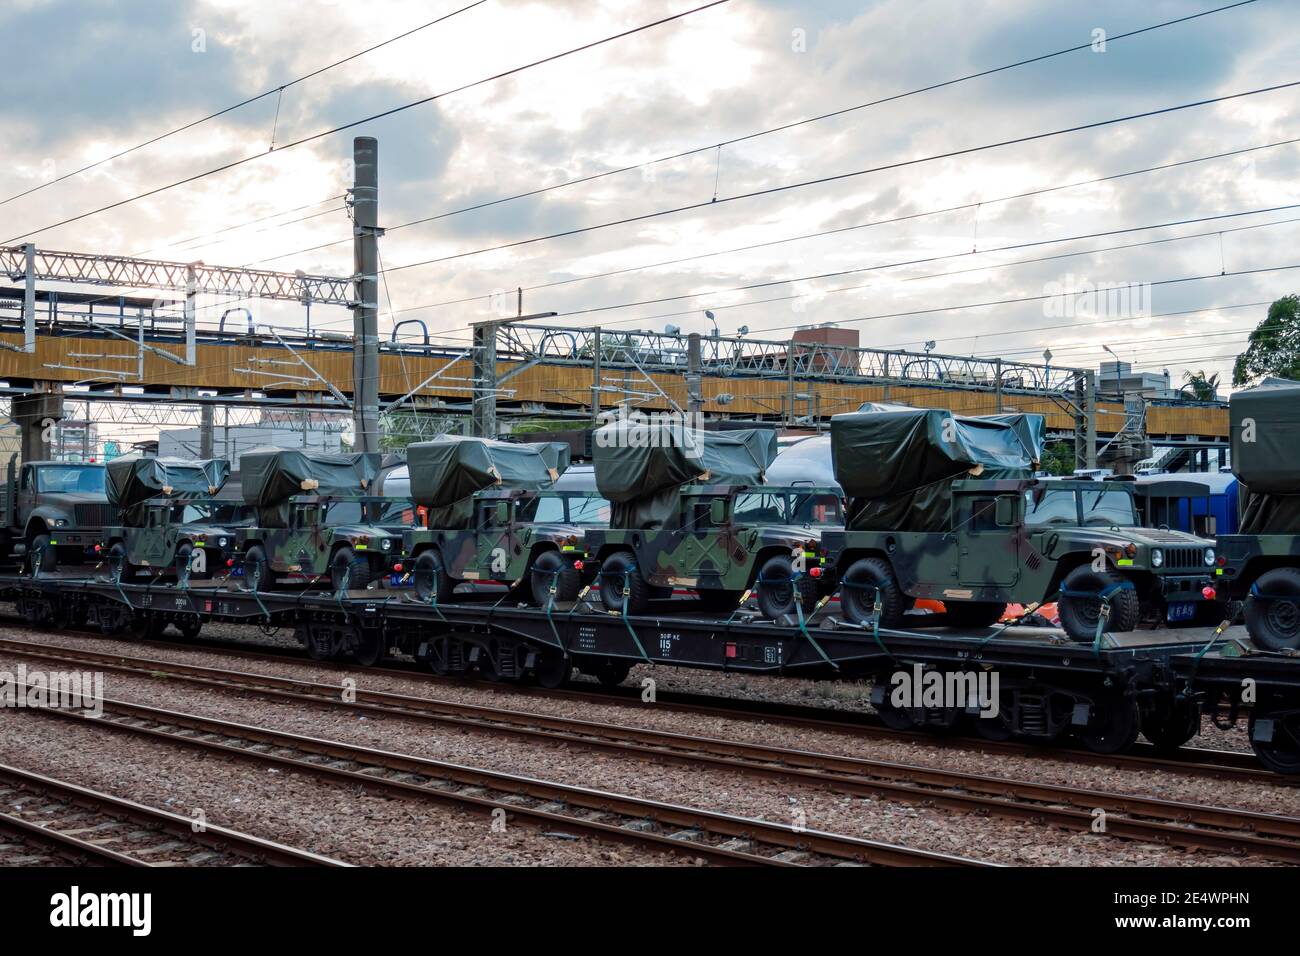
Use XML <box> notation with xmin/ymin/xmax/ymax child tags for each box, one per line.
<box><xmin>176</xmin><ymin>619</ymin><xmax>203</xmax><ymax>641</ymax></box>
<box><xmin>1249</xmin><ymin>709</ymin><xmax>1300</xmax><ymax>775</ymax></box>
<box><xmin>477</xmin><ymin>643</ymin><xmax>506</xmax><ymax>683</ymax></box>
<box><xmin>1078</xmin><ymin>695</ymin><xmax>1141</xmax><ymax>755</ymax></box>
<box><xmin>350</xmin><ymin>629</ymin><xmax>386</xmax><ymax>668</ymax></box>
<box><xmin>533</xmin><ymin>652</ymin><xmax>571</xmax><ymax>689</ymax></box>
<box><xmin>873</xmin><ymin>694</ymin><xmax>916</xmax><ymax>731</ymax></box>
<box><xmin>1141</xmin><ymin>699</ymin><xmax>1201</xmax><ymax>752</ymax></box>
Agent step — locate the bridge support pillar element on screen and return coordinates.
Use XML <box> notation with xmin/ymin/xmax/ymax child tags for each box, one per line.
<box><xmin>12</xmin><ymin>393</ymin><xmax>64</xmax><ymax>464</ymax></box>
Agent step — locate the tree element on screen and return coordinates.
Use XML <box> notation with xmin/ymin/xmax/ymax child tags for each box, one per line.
<box><xmin>1233</xmin><ymin>295</ymin><xmax>1300</xmax><ymax>386</ymax></box>
<box><xmin>1040</xmin><ymin>440</ymin><xmax>1076</xmax><ymax>476</ymax></box>
<box><xmin>1180</xmin><ymin>369</ymin><xmax>1220</xmax><ymax>402</ymax></box>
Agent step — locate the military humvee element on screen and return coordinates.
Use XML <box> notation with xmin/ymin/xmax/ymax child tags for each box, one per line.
<box><xmin>102</xmin><ymin>456</ymin><xmax>234</xmax><ymax>581</ymax></box>
<box><xmin>825</xmin><ymin>407</ymin><xmax>1219</xmax><ymax>642</ymax></box>
<box><xmin>825</xmin><ymin>477</ymin><xmax>1221</xmax><ymax>641</ymax></box>
<box><xmin>1214</xmin><ymin>378</ymin><xmax>1300</xmax><ymax>650</ymax></box>
<box><xmin>587</xmin><ymin>421</ymin><xmax>839</xmax><ymax>618</ymax></box>
<box><xmin>586</xmin><ymin>482</ymin><xmax>843</xmax><ymax>617</ymax></box>
<box><xmin>233</xmin><ymin>449</ymin><xmax>407</xmax><ymax>591</ymax></box>
<box><xmin>401</xmin><ymin>437</ymin><xmax>597</xmax><ymax>606</ymax></box>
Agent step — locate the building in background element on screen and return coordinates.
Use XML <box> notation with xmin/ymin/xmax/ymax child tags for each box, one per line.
<box><xmin>160</xmin><ymin>412</ymin><xmax>348</xmax><ymax>466</ymax></box>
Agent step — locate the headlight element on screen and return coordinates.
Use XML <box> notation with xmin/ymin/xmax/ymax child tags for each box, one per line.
<box><xmin>53</xmin><ymin>519</ymin><xmax>68</xmax><ymax>528</ymax></box>
<box><xmin>381</xmin><ymin>539</ymin><xmax>392</xmax><ymax>550</ymax></box>
<box><xmin>1151</xmin><ymin>549</ymin><xmax>1164</xmax><ymax>568</ymax></box>
<box><xmin>1204</xmin><ymin>548</ymin><xmax>1215</xmax><ymax>567</ymax></box>
<box><xmin>218</xmin><ymin>537</ymin><xmax>229</xmax><ymax>548</ymax></box>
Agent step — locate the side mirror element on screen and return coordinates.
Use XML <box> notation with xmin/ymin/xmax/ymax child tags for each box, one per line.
<box><xmin>995</xmin><ymin>496</ymin><xmax>1020</xmax><ymax>526</ymax></box>
<box><xmin>709</xmin><ymin>499</ymin><xmax>726</xmax><ymax>525</ymax></box>
<box><xmin>496</xmin><ymin>501</ymin><xmax>510</xmax><ymax>525</ymax></box>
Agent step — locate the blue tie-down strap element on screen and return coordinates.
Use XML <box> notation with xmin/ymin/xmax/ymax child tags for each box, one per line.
<box><xmin>1058</xmin><ymin>580</ymin><xmax>1135</xmax><ymax>656</ymax></box>
<box><xmin>539</xmin><ymin>566</ymin><xmax>564</xmax><ymax>654</ymax></box>
<box><xmin>753</xmin><ymin>567</ymin><xmax>838</xmax><ymax>671</ymax></box>
<box><xmin>837</xmin><ymin>576</ymin><xmax>894</xmax><ymax>658</ymax></box>
<box><xmin>594</xmin><ymin>564</ymin><xmax>651</xmax><ymax>664</ymax></box>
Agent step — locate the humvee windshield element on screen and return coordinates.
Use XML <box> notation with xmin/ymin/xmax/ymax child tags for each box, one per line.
<box><xmin>518</xmin><ymin>492</ymin><xmax>611</xmax><ymax>526</ymax></box>
<box><xmin>732</xmin><ymin>490</ymin><xmax>843</xmax><ymax>527</ymax></box>
<box><xmin>1025</xmin><ymin>486</ymin><xmax>1138</xmax><ymax>528</ymax></box>
<box><xmin>34</xmin><ymin>464</ymin><xmax>105</xmax><ymax>494</ymax></box>
<box><xmin>371</xmin><ymin>498</ymin><xmax>416</xmax><ymax>527</ymax></box>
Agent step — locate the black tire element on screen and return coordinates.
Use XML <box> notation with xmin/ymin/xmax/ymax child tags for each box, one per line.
<box><xmin>838</xmin><ymin>557</ymin><xmax>905</xmax><ymax>627</ymax></box>
<box><xmin>107</xmin><ymin>541</ymin><xmax>133</xmax><ymax>581</ymax></box>
<box><xmin>243</xmin><ymin>544</ymin><xmax>275</xmax><ymax>592</ymax></box>
<box><xmin>330</xmin><ymin>546</ymin><xmax>371</xmax><ymax>592</ymax></box>
<box><xmin>598</xmin><ymin>552</ymin><xmax>649</xmax><ymax>615</ymax></box>
<box><xmin>529</xmin><ymin>550</ymin><xmax>579</xmax><ymax>606</ymax></box>
<box><xmin>1244</xmin><ymin>568</ymin><xmax>1300</xmax><ymax>651</ymax></box>
<box><xmin>174</xmin><ymin>542</ymin><xmax>195</xmax><ymax>579</ymax></box>
<box><xmin>943</xmin><ymin>600</ymin><xmax>1006</xmax><ymax>629</ymax></box>
<box><xmin>350</xmin><ymin>629</ymin><xmax>386</xmax><ymax>668</ymax></box>
<box><xmin>1057</xmin><ymin>565</ymin><xmax>1140</xmax><ymax>643</ymax></box>
<box><xmin>413</xmin><ymin>550</ymin><xmax>456</xmax><ymax>604</ymax></box>
<box><xmin>754</xmin><ymin>555</ymin><xmax>819</xmax><ymax>620</ymax></box>
<box><xmin>1141</xmin><ymin>699</ymin><xmax>1201</xmax><ymax>752</ymax></box>
<box><xmin>696</xmin><ymin>588</ymin><xmax>744</xmax><ymax>613</ymax></box>
<box><xmin>28</xmin><ymin>532</ymin><xmax>56</xmax><ymax>574</ymax></box>
<box><xmin>1078</xmin><ymin>694</ymin><xmax>1141</xmax><ymax>754</ymax></box>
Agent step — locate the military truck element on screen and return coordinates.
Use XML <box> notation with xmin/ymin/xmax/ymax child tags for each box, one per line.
<box><xmin>1214</xmin><ymin>378</ymin><xmax>1300</xmax><ymax>650</ymax></box>
<box><xmin>585</xmin><ymin>421</ymin><xmax>842</xmax><ymax>619</ymax></box>
<box><xmin>404</xmin><ymin>437</ymin><xmax>601</xmax><ymax>606</ymax></box>
<box><xmin>102</xmin><ymin>456</ymin><xmax>234</xmax><ymax>581</ymax></box>
<box><xmin>0</xmin><ymin>456</ymin><xmax>111</xmax><ymax>574</ymax></box>
<box><xmin>234</xmin><ymin>448</ymin><xmax>404</xmax><ymax>591</ymax></box>
<box><xmin>823</xmin><ymin>407</ymin><xmax>1221</xmax><ymax>642</ymax></box>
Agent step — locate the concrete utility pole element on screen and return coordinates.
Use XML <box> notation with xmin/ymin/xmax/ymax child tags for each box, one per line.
<box><xmin>199</xmin><ymin>404</ymin><xmax>214</xmax><ymax>459</ymax></box>
<box><xmin>351</xmin><ymin>137</ymin><xmax>382</xmax><ymax>454</ymax></box>
<box><xmin>686</xmin><ymin>333</ymin><xmax>703</xmax><ymax>419</ymax></box>
<box><xmin>1074</xmin><ymin>370</ymin><xmax>1098</xmax><ymax>470</ymax></box>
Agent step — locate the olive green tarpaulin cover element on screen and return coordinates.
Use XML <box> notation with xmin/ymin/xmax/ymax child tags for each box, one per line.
<box><xmin>1232</xmin><ymin>378</ymin><xmax>1300</xmax><ymax>533</ymax></box>
<box><xmin>831</xmin><ymin>407</ymin><xmax>1044</xmax><ymax>532</ymax></box>
<box><xmin>106</xmin><ymin>456</ymin><xmax>231</xmax><ymax>526</ymax></box>
<box><xmin>593</xmin><ymin>423</ymin><xmax>777</xmax><ymax>528</ymax></box>
<box><xmin>240</xmin><ymin>449</ymin><xmax>380</xmax><ymax>528</ymax></box>
<box><xmin>407</xmin><ymin>437</ymin><xmax>567</xmax><ymax>529</ymax></box>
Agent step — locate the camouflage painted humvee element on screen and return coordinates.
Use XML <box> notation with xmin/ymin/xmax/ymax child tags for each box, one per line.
<box><xmin>585</xmin><ymin>483</ymin><xmax>844</xmax><ymax>618</ymax></box>
<box><xmin>824</xmin><ymin>478</ymin><xmax>1221</xmax><ymax>642</ymax></box>
<box><xmin>105</xmin><ymin>500</ymin><xmax>240</xmax><ymax>581</ymax></box>
<box><xmin>236</xmin><ymin>495</ymin><xmax>410</xmax><ymax>591</ymax></box>
<box><xmin>407</xmin><ymin>487</ymin><xmax>609</xmax><ymax>606</ymax></box>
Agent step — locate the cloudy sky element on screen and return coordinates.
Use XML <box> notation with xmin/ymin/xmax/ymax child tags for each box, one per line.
<box><xmin>2</xmin><ymin>0</ymin><xmax>1297</xmax><ymax>424</ymax></box>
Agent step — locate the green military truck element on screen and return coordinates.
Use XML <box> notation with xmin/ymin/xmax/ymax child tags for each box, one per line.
<box><xmin>822</xmin><ymin>407</ymin><xmax>1221</xmax><ymax>642</ymax></box>
<box><xmin>404</xmin><ymin>437</ymin><xmax>601</xmax><ymax>607</ymax></box>
<box><xmin>102</xmin><ymin>455</ymin><xmax>234</xmax><ymax>581</ymax></box>
<box><xmin>1</xmin><ymin>457</ymin><xmax>111</xmax><ymax>574</ymax></box>
<box><xmin>585</xmin><ymin>422</ymin><xmax>842</xmax><ymax>619</ymax></box>
<box><xmin>234</xmin><ymin>448</ymin><xmax>404</xmax><ymax>592</ymax></box>
<box><xmin>1214</xmin><ymin>378</ymin><xmax>1300</xmax><ymax>650</ymax></box>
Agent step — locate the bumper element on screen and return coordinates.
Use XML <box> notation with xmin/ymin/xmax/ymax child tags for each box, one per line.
<box><xmin>1158</xmin><ymin>573</ymin><xmax>1218</xmax><ymax>601</ymax></box>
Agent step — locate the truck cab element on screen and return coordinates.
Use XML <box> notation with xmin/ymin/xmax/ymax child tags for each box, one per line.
<box><xmin>406</xmin><ymin>487</ymin><xmax>608</xmax><ymax>607</ymax></box>
<box><xmin>826</xmin><ymin>478</ymin><xmax>1220</xmax><ymax>641</ymax></box>
<box><xmin>587</xmin><ymin>484</ymin><xmax>843</xmax><ymax>619</ymax></box>
<box><xmin>236</xmin><ymin>495</ymin><xmax>408</xmax><ymax>591</ymax></box>
<box><xmin>4</xmin><ymin>460</ymin><xmax>110</xmax><ymax>573</ymax></box>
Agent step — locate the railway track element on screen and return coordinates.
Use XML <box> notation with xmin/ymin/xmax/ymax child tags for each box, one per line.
<box><xmin>13</xmin><ymin>682</ymin><xmax>988</xmax><ymax>868</ymax></box>
<box><xmin>0</xmin><ymin>762</ymin><xmax>344</xmax><ymax>867</ymax></box>
<box><xmin>34</xmin><ymin>617</ymin><xmax>1272</xmax><ymax>784</ymax></box>
<box><xmin>3</xmin><ymin>638</ymin><xmax>1297</xmax><ymax>863</ymax></box>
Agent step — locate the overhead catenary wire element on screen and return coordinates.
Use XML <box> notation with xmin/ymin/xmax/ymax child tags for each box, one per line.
<box><xmin>2</xmin><ymin>0</ymin><xmax>733</xmax><ymax>245</ymax></box>
<box><xmin>0</xmin><ymin>1</ymin><xmax>489</xmax><ymax>211</ymax></box>
<box><xmin>245</xmin><ymin>0</ymin><xmax>1263</xmax><ymax>269</ymax></box>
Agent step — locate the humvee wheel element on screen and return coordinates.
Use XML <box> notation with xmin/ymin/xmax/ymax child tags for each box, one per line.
<box><xmin>838</xmin><ymin>557</ymin><xmax>904</xmax><ymax>627</ymax></box>
<box><xmin>1141</xmin><ymin>699</ymin><xmax>1201</xmax><ymax>752</ymax></box>
<box><xmin>413</xmin><ymin>550</ymin><xmax>456</xmax><ymax>604</ymax></box>
<box><xmin>243</xmin><ymin>545</ymin><xmax>275</xmax><ymax>592</ymax></box>
<box><xmin>529</xmin><ymin>550</ymin><xmax>579</xmax><ymax>606</ymax></box>
<box><xmin>1250</xmin><ymin>708</ymin><xmax>1300</xmax><ymax>775</ymax></box>
<box><xmin>598</xmin><ymin>552</ymin><xmax>649</xmax><ymax>615</ymax></box>
<box><xmin>1057</xmin><ymin>566</ymin><xmax>1140</xmax><ymax>642</ymax></box>
<box><xmin>1078</xmin><ymin>694</ymin><xmax>1141</xmax><ymax>755</ymax></box>
<box><xmin>330</xmin><ymin>546</ymin><xmax>371</xmax><ymax>592</ymax></box>
<box><xmin>755</xmin><ymin>555</ymin><xmax>818</xmax><ymax>620</ymax></box>
<box><xmin>1245</xmin><ymin>568</ymin><xmax>1300</xmax><ymax>651</ymax></box>
<box><xmin>28</xmin><ymin>533</ymin><xmax>57</xmax><ymax>575</ymax></box>
<box><xmin>107</xmin><ymin>542</ymin><xmax>133</xmax><ymax>580</ymax></box>
<box><xmin>942</xmin><ymin>601</ymin><xmax>1006</xmax><ymax>629</ymax></box>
